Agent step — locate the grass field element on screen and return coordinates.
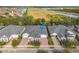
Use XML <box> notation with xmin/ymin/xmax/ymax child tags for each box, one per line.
<box><xmin>27</xmin><ymin>8</ymin><xmax>56</xmax><ymax>20</ymax></box>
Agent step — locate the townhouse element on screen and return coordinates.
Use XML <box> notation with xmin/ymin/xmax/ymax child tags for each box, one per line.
<box><xmin>0</xmin><ymin>26</ymin><xmax>5</xmax><ymax>30</ymax></box>
<box><xmin>0</xmin><ymin>25</ymin><xmax>77</xmax><ymax>43</ymax></box>
<box><xmin>74</xmin><ymin>25</ymin><xmax>79</xmax><ymax>32</ymax></box>
<box><xmin>66</xmin><ymin>26</ymin><xmax>76</xmax><ymax>40</ymax></box>
<box><xmin>48</xmin><ymin>25</ymin><xmax>76</xmax><ymax>41</ymax></box>
<box><xmin>22</xmin><ymin>25</ymin><xmax>48</xmax><ymax>41</ymax></box>
<box><xmin>0</xmin><ymin>25</ymin><xmax>25</xmax><ymax>42</ymax></box>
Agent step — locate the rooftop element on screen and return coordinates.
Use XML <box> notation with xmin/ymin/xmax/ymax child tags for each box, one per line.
<box><xmin>48</xmin><ymin>25</ymin><xmax>76</xmax><ymax>38</ymax></box>
<box><xmin>24</xmin><ymin>25</ymin><xmax>47</xmax><ymax>38</ymax></box>
<box><xmin>0</xmin><ymin>25</ymin><xmax>25</xmax><ymax>38</ymax></box>
<box><xmin>0</xmin><ymin>26</ymin><xmax>5</xmax><ymax>30</ymax></box>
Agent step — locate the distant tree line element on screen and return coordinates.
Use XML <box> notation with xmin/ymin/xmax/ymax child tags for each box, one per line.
<box><xmin>57</xmin><ymin>8</ymin><xmax>79</xmax><ymax>13</ymax></box>
<box><xmin>0</xmin><ymin>15</ymin><xmax>79</xmax><ymax>26</ymax></box>
<box><xmin>46</xmin><ymin>14</ymin><xmax>79</xmax><ymax>26</ymax></box>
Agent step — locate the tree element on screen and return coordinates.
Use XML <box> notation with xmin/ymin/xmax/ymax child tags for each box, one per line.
<box><xmin>40</xmin><ymin>18</ymin><xmax>46</xmax><ymax>25</ymax></box>
<box><xmin>49</xmin><ymin>19</ymin><xmax>54</xmax><ymax>25</ymax></box>
<box><xmin>23</xmin><ymin>9</ymin><xmax>28</xmax><ymax>16</ymax></box>
<box><xmin>34</xmin><ymin>18</ymin><xmax>41</xmax><ymax>25</ymax></box>
<box><xmin>75</xmin><ymin>34</ymin><xmax>79</xmax><ymax>41</ymax></box>
<box><xmin>61</xmin><ymin>39</ymin><xmax>76</xmax><ymax>49</ymax></box>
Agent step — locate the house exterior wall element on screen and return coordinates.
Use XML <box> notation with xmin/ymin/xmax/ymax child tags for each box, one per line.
<box><xmin>67</xmin><ymin>36</ymin><xmax>75</xmax><ymax>41</ymax></box>
<box><xmin>0</xmin><ymin>35</ymin><xmax>9</xmax><ymax>42</ymax></box>
<box><xmin>0</xmin><ymin>37</ymin><xmax>9</xmax><ymax>42</ymax></box>
<box><xmin>51</xmin><ymin>33</ymin><xmax>57</xmax><ymax>36</ymax></box>
<box><xmin>28</xmin><ymin>37</ymin><xmax>40</xmax><ymax>41</ymax></box>
<box><xmin>9</xmin><ymin>34</ymin><xmax>19</xmax><ymax>40</ymax></box>
<box><xmin>66</xmin><ymin>33</ymin><xmax>76</xmax><ymax>41</ymax></box>
<box><xmin>60</xmin><ymin>37</ymin><xmax>66</xmax><ymax>40</ymax></box>
<box><xmin>40</xmin><ymin>34</ymin><xmax>47</xmax><ymax>38</ymax></box>
<box><xmin>22</xmin><ymin>33</ymin><xmax>29</xmax><ymax>39</ymax></box>
<box><xmin>77</xmin><ymin>29</ymin><xmax>79</xmax><ymax>32</ymax></box>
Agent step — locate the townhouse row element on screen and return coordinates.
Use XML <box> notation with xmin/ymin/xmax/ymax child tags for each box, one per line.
<box><xmin>0</xmin><ymin>25</ymin><xmax>79</xmax><ymax>42</ymax></box>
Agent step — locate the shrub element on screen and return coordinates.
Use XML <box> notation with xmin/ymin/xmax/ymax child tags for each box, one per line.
<box><xmin>46</xmin><ymin>25</ymin><xmax>53</xmax><ymax>45</ymax></box>
<box><xmin>75</xmin><ymin>34</ymin><xmax>79</xmax><ymax>41</ymax></box>
<box><xmin>12</xmin><ymin>38</ymin><xmax>21</xmax><ymax>48</ymax></box>
<box><xmin>28</xmin><ymin>40</ymin><xmax>40</xmax><ymax>47</ymax></box>
<box><xmin>0</xmin><ymin>41</ymin><xmax>7</xmax><ymax>47</ymax></box>
<box><xmin>61</xmin><ymin>39</ymin><xmax>76</xmax><ymax>49</ymax></box>
<box><xmin>48</xmin><ymin>37</ymin><xmax>53</xmax><ymax>45</ymax></box>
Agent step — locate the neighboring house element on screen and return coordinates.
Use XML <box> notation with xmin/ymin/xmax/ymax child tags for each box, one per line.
<box><xmin>0</xmin><ymin>26</ymin><xmax>5</xmax><ymax>30</ymax></box>
<box><xmin>74</xmin><ymin>25</ymin><xmax>79</xmax><ymax>32</ymax></box>
<box><xmin>66</xmin><ymin>26</ymin><xmax>76</xmax><ymax>41</ymax></box>
<box><xmin>48</xmin><ymin>25</ymin><xmax>67</xmax><ymax>41</ymax></box>
<box><xmin>0</xmin><ymin>25</ymin><xmax>25</xmax><ymax>42</ymax></box>
<box><xmin>22</xmin><ymin>25</ymin><xmax>48</xmax><ymax>41</ymax></box>
<box><xmin>48</xmin><ymin>25</ymin><xmax>57</xmax><ymax>36</ymax></box>
<box><xmin>48</xmin><ymin>25</ymin><xmax>76</xmax><ymax>41</ymax></box>
<box><xmin>0</xmin><ymin>8</ymin><xmax>25</xmax><ymax>17</ymax></box>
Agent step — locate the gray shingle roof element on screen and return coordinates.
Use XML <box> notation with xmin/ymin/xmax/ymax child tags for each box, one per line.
<box><xmin>0</xmin><ymin>26</ymin><xmax>5</xmax><ymax>30</ymax></box>
<box><xmin>76</xmin><ymin>25</ymin><xmax>79</xmax><ymax>28</ymax></box>
<box><xmin>57</xmin><ymin>25</ymin><xmax>67</xmax><ymax>38</ymax></box>
<box><xmin>24</xmin><ymin>25</ymin><xmax>47</xmax><ymax>38</ymax></box>
<box><xmin>48</xmin><ymin>25</ymin><xmax>68</xmax><ymax>38</ymax></box>
<box><xmin>48</xmin><ymin>25</ymin><xmax>76</xmax><ymax>39</ymax></box>
<box><xmin>66</xmin><ymin>26</ymin><xmax>76</xmax><ymax>36</ymax></box>
<box><xmin>48</xmin><ymin>25</ymin><xmax>67</xmax><ymax>35</ymax></box>
<box><xmin>48</xmin><ymin>26</ymin><xmax>56</xmax><ymax>34</ymax></box>
<box><xmin>0</xmin><ymin>25</ymin><xmax>24</xmax><ymax>38</ymax></box>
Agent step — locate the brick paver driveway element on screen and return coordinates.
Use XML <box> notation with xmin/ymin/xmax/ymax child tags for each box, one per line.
<box><xmin>40</xmin><ymin>38</ymin><xmax>48</xmax><ymax>48</ymax></box>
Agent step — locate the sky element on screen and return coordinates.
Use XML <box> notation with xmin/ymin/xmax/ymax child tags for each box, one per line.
<box><xmin>0</xmin><ymin>0</ymin><xmax>79</xmax><ymax>6</ymax></box>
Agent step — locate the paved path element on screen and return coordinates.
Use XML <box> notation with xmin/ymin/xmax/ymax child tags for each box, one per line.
<box><xmin>52</xmin><ymin>37</ymin><xmax>63</xmax><ymax>49</ymax></box>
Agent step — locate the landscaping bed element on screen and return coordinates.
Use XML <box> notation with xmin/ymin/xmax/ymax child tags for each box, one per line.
<box><xmin>12</xmin><ymin>36</ymin><xmax>22</xmax><ymax>48</ymax></box>
<box><xmin>0</xmin><ymin>41</ymin><xmax>7</xmax><ymax>48</ymax></box>
<box><xmin>28</xmin><ymin>40</ymin><xmax>40</xmax><ymax>48</ymax></box>
<box><xmin>60</xmin><ymin>39</ymin><xmax>76</xmax><ymax>49</ymax></box>
<box><xmin>48</xmin><ymin>37</ymin><xmax>54</xmax><ymax>45</ymax></box>
<box><xmin>46</xmin><ymin>25</ymin><xmax>54</xmax><ymax>45</ymax></box>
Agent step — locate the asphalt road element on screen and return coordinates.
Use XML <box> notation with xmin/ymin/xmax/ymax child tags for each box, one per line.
<box><xmin>0</xmin><ymin>47</ymin><xmax>65</xmax><ymax>53</ymax></box>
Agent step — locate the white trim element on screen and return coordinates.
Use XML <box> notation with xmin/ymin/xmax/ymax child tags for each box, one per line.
<box><xmin>22</xmin><ymin>33</ymin><xmax>29</xmax><ymax>38</ymax></box>
<box><xmin>40</xmin><ymin>34</ymin><xmax>47</xmax><ymax>38</ymax></box>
